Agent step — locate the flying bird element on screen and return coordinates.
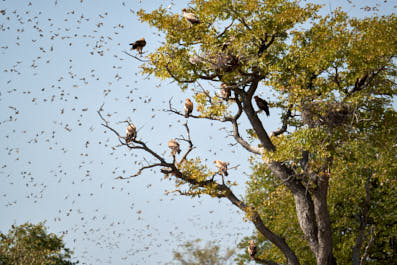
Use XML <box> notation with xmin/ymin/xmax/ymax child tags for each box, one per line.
<box><xmin>125</xmin><ymin>123</ymin><xmax>136</xmax><ymax>143</ymax></box>
<box><xmin>213</xmin><ymin>160</ymin><xmax>229</xmax><ymax>176</ymax></box>
<box><xmin>184</xmin><ymin>98</ymin><xmax>193</xmax><ymax>118</ymax></box>
<box><xmin>219</xmin><ymin>83</ymin><xmax>231</xmax><ymax>101</ymax></box>
<box><xmin>254</xmin><ymin>96</ymin><xmax>270</xmax><ymax>116</ymax></box>
<box><xmin>129</xmin><ymin>37</ymin><xmax>146</xmax><ymax>54</ymax></box>
<box><xmin>248</xmin><ymin>240</ymin><xmax>257</xmax><ymax>258</ymax></box>
<box><xmin>168</xmin><ymin>139</ymin><xmax>181</xmax><ymax>156</ymax></box>
<box><xmin>182</xmin><ymin>9</ymin><xmax>200</xmax><ymax>25</ymax></box>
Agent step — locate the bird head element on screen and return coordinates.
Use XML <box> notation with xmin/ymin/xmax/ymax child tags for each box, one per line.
<box><xmin>139</xmin><ymin>37</ymin><xmax>145</xmax><ymax>41</ymax></box>
<box><xmin>254</xmin><ymin>96</ymin><xmax>259</xmax><ymax>100</ymax></box>
<box><xmin>249</xmin><ymin>240</ymin><xmax>255</xmax><ymax>245</ymax></box>
<box><xmin>186</xmin><ymin>98</ymin><xmax>191</xmax><ymax>103</ymax></box>
<box><xmin>182</xmin><ymin>8</ymin><xmax>187</xmax><ymax>12</ymax></box>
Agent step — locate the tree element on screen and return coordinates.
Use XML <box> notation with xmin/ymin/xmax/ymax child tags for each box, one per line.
<box><xmin>100</xmin><ymin>0</ymin><xmax>397</xmax><ymax>264</ymax></box>
<box><xmin>0</xmin><ymin>222</ymin><xmax>78</xmax><ymax>265</ymax></box>
<box><xmin>167</xmin><ymin>239</ymin><xmax>235</xmax><ymax>265</ymax></box>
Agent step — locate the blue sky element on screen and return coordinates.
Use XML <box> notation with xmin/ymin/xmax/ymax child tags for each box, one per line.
<box><xmin>0</xmin><ymin>0</ymin><xmax>395</xmax><ymax>264</ymax></box>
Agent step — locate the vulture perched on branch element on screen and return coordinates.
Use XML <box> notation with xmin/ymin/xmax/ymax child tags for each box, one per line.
<box><xmin>125</xmin><ymin>123</ymin><xmax>136</xmax><ymax>143</ymax></box>
<box><xmin>220</xmin><ymin>83</ymin><xmax>231</xmax><ymax>101</ymax></box>
<box><xmin>247</xmin><ymin>240</ymin><xmax>257</xmax><ymax>258</ymax></box>
<box><xmin>129</xmin><ymin>37</ymin><xmax>146</xmax><ymax>54</ymax></box>
<box><xmin>182</xmin><ymin>8</ymin><xmax>200</xmax><ymax>25</ymax></box>
<box><xmin>254</xmin><ymin>95</ymin><xmax>270</xmax><ymax>116</ymax></box>
<box><xmin>184</xmin><ymin>98</ymin><xmax>193</xmax><ymax>118</ymax></box>
<box><xmin>168</xmin><ymin>139</ymin><xmax>181</xmax><ymax>156</ymax></box>
<box><xmin>214</xmin><ymin>160</ymin><xmax>229</xmax><ymax>176</ymax></box>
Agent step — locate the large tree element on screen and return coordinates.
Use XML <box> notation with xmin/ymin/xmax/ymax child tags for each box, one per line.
<box><xmin>0</xmin><ymin>222</ymin><xmax>78</xmax><ymax>265</ymax></box>
<box><xmin>100</xmin><ymin>0</ymin><xmax>397</xmax><ymax>264</ymax></box>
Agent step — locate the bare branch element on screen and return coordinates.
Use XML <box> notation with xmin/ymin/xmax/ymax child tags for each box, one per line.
<box><xmin>178</xmin><ymin>122</ymin><xmax>195</xmax><ymax>163</ymax></box>
<box><xmin>216</xmin><ymin>19</ymin><xmax>235</xmax><ymax>38</ymax></box>
<box><xmin>122</xmin><ymin>50</ymin><xmax>149</xmax><ymax>62</ymax></box>
<box><xmin>271</xmin><ymin>108</ymin><xmax>292</xmax><ymax>137</ymax></box>
<box><xmin>116</xmin><ymin>163</ymin><xmax>162</xmax><ymax>179</ymax></box>
<box><xmin>231</xmin><ymin>97</ymin><xmax>263</xmax><ymax>154</ymax></box>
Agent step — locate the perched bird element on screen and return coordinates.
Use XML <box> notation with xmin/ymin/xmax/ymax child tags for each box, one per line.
<box><xmin>168</xmin><ymin>139</ymin><xmax>181</xmax><ymax>156</ymax></box>
<box><xmin>247</xmin><ymin>240</ymin><xmax>257</xmax><ymax>258</ymax></box>
<box><xmin>125</xmin><ymin>123</ymin><xmax>136</xmax><ymax>143</ymax></box>
<box><xmin>129</xmin><ymin>37</ymin><xmax>146</xmax><ymax>54</ymax></box>
<box><xmin>254</xmin><ymin>96</ymin><xmax>270</xmax><ymax>116</ymax></box>
<box><xmin>184</xmin><ymin>98</ymin><xmax>193</xmax><ymax>118</ymax></box>
<box><xmin>182</xmin><ymin>8</ymin><xmax>200</xmax><ymax>25</ymax></box>
<box><xmin>214</xmin><ymin>160</ymin><xmax>229</xmax><ymax>176</ymax></box>
<box><xmin>219</xmin><ymin>83</ymin><xmax>231</xmax><ymax>101</ymax></box>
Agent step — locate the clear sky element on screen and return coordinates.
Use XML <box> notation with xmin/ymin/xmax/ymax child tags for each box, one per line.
<box><xmin>0</xmin><ymin>0</ymin><xmax>395</xmax><ymax>264</ymax></box>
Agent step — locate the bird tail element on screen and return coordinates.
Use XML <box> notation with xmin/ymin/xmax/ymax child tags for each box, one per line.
<box><xmin>224</xmin><ymin>171</ymin><xmax>228</xmax><ymax>176</ymax></box>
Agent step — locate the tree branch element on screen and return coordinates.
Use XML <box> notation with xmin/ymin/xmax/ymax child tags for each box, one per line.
<box><xmin>122</xmin><ymin>50</ymin><xmax>149</xmax><ymax>62</ymax></box>
<box><xmin>270</xmin><ymin>108</ymin><xmax>292</xmax><ymax>137</ymax></box>
<box><xmin>231</xmin><ymin>97</ymin><xmax>263</xmax><ymax>154</ymax></box>
<box><xmin>352</xmin><ymin>174</ymin><xmax>371</xmax><ymax>265</ymax></box>
<box><xmin>177</xmin><ymin>122</ymin><xmax>195</xmax><ymax>163</ymax></box>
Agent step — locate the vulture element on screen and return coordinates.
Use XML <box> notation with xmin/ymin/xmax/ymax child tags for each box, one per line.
<box><xmin>168</xmin><ymin>139</ymin><xmax>181</xmax><ymax>156</ymax></box>
<box><xmin>214</xmin><ymin>160</ymin><xmax>229</xmax><ymax>176</ymax></box>
<box><xmin>247</xmin><ymin>240</ymin><xmax>257</xmax><ymax>258</ymax></box>
<box><xmin>254</xmin><ymin>95</ymin><xmax>270</xmax><ymax>116</ymax></box>
<box><xmin>125</xmin><ymin>123</ymin><xmax>136</xmax><ymax>143</ymax></box>
<box><xmin>220</xmin><ymin>83</ymin><xmax>231</xmax><ymax>101</ymax></box>
<box><xmin>182</xmin><ymin>8</ymin><xmax>201</xmax><ymax>25</ymax></box>
<box><xmin>129</xmin><ymin>37</ymin><xmax>146</xmax><ymax>54</ymax></box>
<box><xmin>184</xmin><ymin>98</ymin><xmax>193</xmax><ymax>118</ymax></box>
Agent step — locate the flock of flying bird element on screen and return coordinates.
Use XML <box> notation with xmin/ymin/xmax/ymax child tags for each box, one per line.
<box><xmin>127</xmin><ymin>8</ymin><xmax>273</xmax><ymax>259</ymax></box>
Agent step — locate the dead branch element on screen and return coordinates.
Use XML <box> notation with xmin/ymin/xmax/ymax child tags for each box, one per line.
<box><xmin>122</xmin><ymin>50</ymin><xmax>149</xmax><ymax>62</ymax></box>
<box><xmin>271</xmin><ymin>108</ymin><xmax>292</xmax><ymax>137</ymax></box>
<box><xmin>116</xmin><ymin>163</ymin><xmax>162</xmax><ymax>179</ymax></box>
<box><xmin>177</xmin><ymin>122</ymin><xmax>195</xmax><ymax>163</ymax></box>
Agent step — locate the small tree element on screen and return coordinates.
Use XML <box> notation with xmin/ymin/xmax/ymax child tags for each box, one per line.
<box><xmin>168</xmin><ymin>239</ymin><xmax>235</xmax><ymax>265</ymax></box>
<box><xmin>0</xmin><ymin>222</ymin><xmax>77</xmax><ymax>265</ymax></box>
<box><xmin>100</xmin><ymin>0</ymin><xmax>397</xmax><ymax>264</ymax></box>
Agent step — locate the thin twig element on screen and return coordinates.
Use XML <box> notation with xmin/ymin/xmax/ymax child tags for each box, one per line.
<box><xmin>122</xmin><ymin>50</ymin><xmax>149</xmax><ymax>62</ymax></box>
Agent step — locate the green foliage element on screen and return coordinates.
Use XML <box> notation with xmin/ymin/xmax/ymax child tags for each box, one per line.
<box><xmin>0</xmin><ymin>222</ymin><xmax>77</xmax><ymax>265</ymax></box>
<box><xmin>137</xmin><ymin>0</ymin><xmax>397</xmax><ymax>264</ymax></box>
<box><xmin>167</xmin><ymin>239</ymin><xmax>235</xmax><ymax>265</ymax></box>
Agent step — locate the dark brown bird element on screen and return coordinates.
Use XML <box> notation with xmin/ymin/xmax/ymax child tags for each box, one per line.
<box><xmin>125</xmin><ymin>123</ymin><xmax>136</xmax><ymax>143</ymax></box>
<box><xmin>254</xmin><ymin>96</ymin><xmax>270</xmax><ymax>116</ymax></box>
<box><xmin>129</xmin><ymin>37</ymin><xmax>146</xmax><ymax>54</ymax></box>
<box><xmin>184</xmin><ymin>98</ymin><xmax>193</xmax><ymax>118</ymax></box>
<box><xmin>182</xmin><ymin>9</ymin><xmax>200</xmax><ymax>25</ymax></box>
<box><xmin>248</xmin><ymin>240</ymin><xmax>257</xmax><ymax>258</ymax></box>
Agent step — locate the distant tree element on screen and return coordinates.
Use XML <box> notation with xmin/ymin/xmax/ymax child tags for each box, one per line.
<box><xmin>0</xmin><ymin>222</ymin><xmax>78</xmax><ymax>265</ymax></box>
<box><xmin>100</xmin><ymin>0</ymin><xmax>397</xmax><ymax>264</ymax></box>
<box><xmin>167</xmin><ymin>239</ymin><xmax>235</xmax><ymax>265</ymax></box>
